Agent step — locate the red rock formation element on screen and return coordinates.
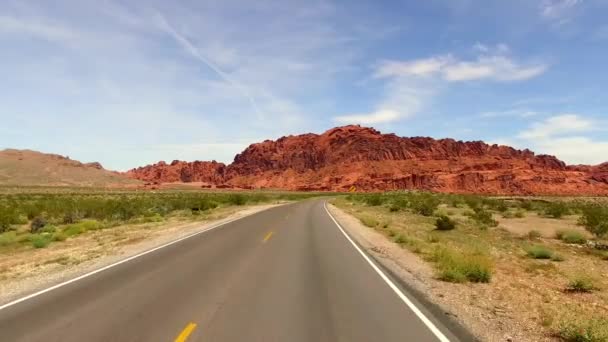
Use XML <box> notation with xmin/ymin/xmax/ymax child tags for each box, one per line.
<box><xmin>126</xmin><ymin>125</ymin><xmax>608</xmax><ymax>195</ymax></box>
<box><xmin>127</xmin><ymin>160</ymin><xmax>226</xmax><ymax>184</ymax></box>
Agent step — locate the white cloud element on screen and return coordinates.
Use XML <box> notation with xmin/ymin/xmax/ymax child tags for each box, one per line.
<box><xmin>375</xmin><ymin>56</ymin><xmax>452</xmax><ymax>78</ymax></box>
<box><xmin>531</xmin><ymin>136</ymin><xmax>608</xmax><ymax>165</ymax></box>
<box><xmin>510</xmin><ymin>114</ymin><xmax>608</xmax><ymax>165</ymax></box>
<box><xmin>334</xmin><ymin>109</ymin><xmax>400</xmax><ymax>125</ymax></box>
<box><xmin>518</xmin><ymin>114</ymin><xmax>592</xmax><ymax>139</ymax></box>
<box><xmin>339</xmin><ymin>44</ymin><xmax>547</xmax><ymax>124</ymax></box>
<box><xmin>540</xmin><ymin>0</ymin><xmax>582</xmax><ymax>19</ymax></box>
<box><xmin>479</xmin><ymin>109</ymin><xmax>539</xmax><ymax>119</ymax></box>
<box><xmin>375</xmin><ymin>48</ymin><xmax>547</xmax><ymax>82</ymax></box>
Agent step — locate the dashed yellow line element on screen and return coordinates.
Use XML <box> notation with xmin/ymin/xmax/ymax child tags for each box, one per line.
<box><xmin>263</xmin><ymin>231</ymin><xmax>274</xmax><ymax>242</ymax></box>
<box><xmin>174</xmin><ymin>322</ymin><xmax>197</xmax><ymax>342</ymax></box>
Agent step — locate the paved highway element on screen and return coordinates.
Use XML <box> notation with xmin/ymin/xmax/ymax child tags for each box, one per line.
<box><xmin>0</xmin><ymin>200</ymin><xmax>463</xmax><ymax>341</ymax></box>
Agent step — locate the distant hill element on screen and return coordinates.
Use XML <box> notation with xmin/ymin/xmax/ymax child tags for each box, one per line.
<box><xmin>127</xmin><ymin>125</ymin><xmax>608</xmax><ymax>195</ymax></box>
<box><xmin>0</xmin><ymin>149</ymin><xmax>140</xmax><ymax>187</ymax></box>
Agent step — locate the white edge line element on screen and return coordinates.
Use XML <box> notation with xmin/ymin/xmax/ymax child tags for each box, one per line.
<box><xmin>323</xmin><ymin>201</ymin><xmax>451</xmax><ymax>342</ymax></box>
<box><xmin>0</xmin><ymin>205</ymin><xmax>279</xmax><ymax>311</ymax></box>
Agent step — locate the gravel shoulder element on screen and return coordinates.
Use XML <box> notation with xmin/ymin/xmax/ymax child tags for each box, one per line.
<box><xmin>0</xmin><ymin>203</ymin><xmax>283</xmax><ymax>305</ymax></box>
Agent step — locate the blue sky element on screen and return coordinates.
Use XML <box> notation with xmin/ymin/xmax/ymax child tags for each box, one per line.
<box><xmin>1</xmin><ymin>0</ymin><xmax>607</xmax><ymax>171</ymax></box>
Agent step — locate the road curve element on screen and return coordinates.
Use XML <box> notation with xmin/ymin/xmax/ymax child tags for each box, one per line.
<box><xmin>0</xmin><ymin>200</ymin><xmax>463</xmax><ymax>342</ymax></box>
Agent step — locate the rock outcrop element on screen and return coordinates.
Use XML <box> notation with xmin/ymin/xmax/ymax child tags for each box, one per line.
<box><xmin>126</xmin><ymin>125</ymin><xmax>608</xmax><ymax>195</ymax></box>
<box><xmin>126</xmin><ymin>160</ymin><xmax>226</xmax><ymax>184</ymax></box>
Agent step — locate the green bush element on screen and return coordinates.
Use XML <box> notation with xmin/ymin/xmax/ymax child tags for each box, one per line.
<box><xmin>411</xmin><ymin>195</ymin><xmax>440</xmax><ymax>216</ymax></box>
<box><xmin>544</xmin><ymin>201</ymin><xmax>569</xmax><ymax>219</ymax></box>
<box><xmin>469</xmin><ymin>207</ymin><xmax>498</xmax><ymax>227</ymax></box>
<box><xmin>525</xmin><ymin>245</ymin><xmax>554</xmax><ymax>259</ymax></box>
<box><xmin>31</xmin><ymin>234</ymin><xmax>52</xmax><ymax>248</ymax></box>
<box><xmin>435</xmin><ymin>215</ymin><xmax>456</xmax><ymax>231</ymax></box>
<box><xmin>556</xmin><ymin>230</ymin><xmax>587</xmax><ymax>244</ymax></box>
<box><xmin>579</xmin><ymin>205</ymin><xmax>608</xmax><ymax>238</ymax></box>
<box><xmin>364</xmin><ymin>194</ymin><xmax>384</xmax><ymax>206</ymax></box>
<box><xmin>432</xmin><ymin>247</ymin><xmax>492</xmax><ymax>283</ymax></box>
<box><xmin>567</xmin><ymin>276</ymin><xmax>596</xmax><ymax>293</ymax></box>
<box><xmin>559</xmin><ymin>318</ymin><xmax>608</xmax><ymax>342</ymax></box>
<box><xmin>227</xmin><ymin>194</ymin><xmax>247</xmax><ymax>206</ymax></box>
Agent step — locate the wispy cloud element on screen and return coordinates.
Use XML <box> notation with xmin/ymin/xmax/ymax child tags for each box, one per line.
<box><xmin>518</xmin><ymin>114</ymin><xmax>592</xmax><ymax>139</ymax></box>
<box><xmin>375</xmin><ymin>48</ymin><xmax>548</xmax><ymax>82</ymax></box>
<box><xmin>540</xmin><ymin>0</ymin><xmax>582</xmax><ymax>19</ymax></box>
<box><xmin>336</xmin><ymin>43</ymin><xmax>547</xmax><ymax>125</ymax></box>
<box><xmin>152</xmin><ymin>11</ymin><xmax>264</xmax><ymax>119</ymax></box>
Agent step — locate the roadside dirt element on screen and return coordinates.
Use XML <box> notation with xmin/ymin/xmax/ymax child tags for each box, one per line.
<box><xmin>0</xmin><ymin>203</ymin><xmax>282</xmax><ymax>305</ymax></box>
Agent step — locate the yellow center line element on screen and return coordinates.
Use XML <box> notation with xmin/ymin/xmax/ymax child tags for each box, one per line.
<box><xmin>174</xmin><ymin>322</ymin><xmax>197</xmax><ymax>342</ymax></box>
<box><xmin>263</xmin><ymin>231</ymin><xmax>274</xmax><ymax>242</ymax></box>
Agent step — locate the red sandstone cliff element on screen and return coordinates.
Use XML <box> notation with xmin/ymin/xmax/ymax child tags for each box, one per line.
<box><xmin>126</xmin><ymin>125</ymin><xmax>608</xmax><ymax>195</ymax></box>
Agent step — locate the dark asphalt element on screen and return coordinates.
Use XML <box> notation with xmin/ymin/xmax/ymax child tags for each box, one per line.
<box><xmin>0</xmin><ymin>200</ymin><xmax>462</xmax><ymax>341</ymax></box>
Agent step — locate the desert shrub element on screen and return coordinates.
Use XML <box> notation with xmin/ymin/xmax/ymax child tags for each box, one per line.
<box><xmin>525</xmin><ymin>245</ymin><xmax>554</xmax><ymax>259</ymax></box>
<box><xmin>469</xmin><ymin>207</ymin><xmax>498</xmax><ymax>227</ymax></box>
<box><xmin>31</xmin><ymin>234</ymin><xmax>52</xmax><ymax>248</ymax></box>
<box><xmin>388</xmin><ymin>197</ymin><xmax>409</xmax><ymax>212</ymax></box>
<box><xmin>63</xmin><ymin>220</ymin><xmax>102</xmax><ymax>237</ymax></box>
<box><xmin>566</xmin><ymin>276</ymin><xmax>596</xmax><ymax>293</ymax></box>
<box><xmin>435</xmin><ymin>215</ymin><xmax>456</xmax><ymax>231</ymax></box>
<box><xmin>30</xmin><ymin>216</ymin><xmax>48</xmax><ymax>233</ymax></box>
<box><xmin>410</xmin><ymin>194</ymin><xmax>440</xmax><ymax>216</ymax></box>
<box><xmin>551</xmin><ymin>254</ymin><xmax>565</xmax><ymax>262</ymax></box>
<box><xmin>62</xmin><ymin>211</ymin><xmax>82</xmax><ymax>224</ymax></box>
<box><xmin>544</xmin><ymin>201</ymin><xmax>569</xmax><ymax>219</ymax></box>
<box><xmin>363</xmin><ymin>194</ymin><xmax>384</xmax><ymax>206</ymax></box>
<box><xmin>519</xmin><ymin>200</ymin><xmax>534</xmax><ymax>211</ymax></box>
<box><xmin>556</xmin><ymin>230</ymin><xmax>587</xmax><ymax>244</ymax></box>
<box><xmin>559</xmin><ymin>317</ymin><xmax>608</xmax><ymax>342</ymax></box>
<box><xmin>432</xmin><ymin>247</ymin><xmax>492</xmax><ymax>283</ymax></box>
<box><xmin>359</xmin><ymin>216</ymin><xmax>379</xmax><ymax>228</ymax></box>
<box><xmin>514</xmin><ymin>210</ymin><xmax>525</xmax><ymax>218</ymax></box>
<box><xmin>579</xmin><ymin>205</ymin><xmax>608</xmax><ymax>238</ymax></box>
<box><xmin>227</xmin><ymin>194</ymin><xmax>247</xmax><ymax>206</ymax></box>
<box><xmin>527</xmin><ymin>230</ymin><xmax>542</xmax><ymax>240</ymax></box>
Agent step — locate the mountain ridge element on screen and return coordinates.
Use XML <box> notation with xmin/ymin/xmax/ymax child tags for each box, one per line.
<box><xmin>126</xmin><ymin>125</ymin><xmax>608</xmax><ymax>195</ymax></box>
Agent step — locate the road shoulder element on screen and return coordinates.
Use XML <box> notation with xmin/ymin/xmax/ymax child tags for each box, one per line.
<box><xmin>327</xmin><ymin>203</ymin><xmax>500</xmax><ymax>342</ymax></box>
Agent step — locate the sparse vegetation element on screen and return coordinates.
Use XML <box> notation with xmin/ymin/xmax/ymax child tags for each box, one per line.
<box><xmin>566</xmin><ymin>275</ymin><xmax>596</xmax><ymax>293</ymax></box>
<box><xmin>0</xmin><ymin>190</ymin><xmax>321</xmax><ymax>250</ymax></box>
<box><xmin>359</xmin><ymin>215</ymin><xmax>379</xmax><ymax>228</ymax></box>
<box><xmin>526</xmin><ymin>245</ymin><xmax>554</xmax><ymax>259</ymax></box>
<box><xmin>556</xmin><ymin>230</ymin><xmax>587</xmax><ymax>244</ymax></box>
<box><xmin>558</xmin><ymin>317</ymin><xmax>608</xmax><ymax>342</ymax></box>
<box><xmin>334</xmin><ymin>192</ymin><xmax>608</xmax><ymax>341</ymax></box>
<box><xmin>544</xmin><ymin>201</ymin><xmax>569</xmax><ymax>219</ymax></box>
<box><xmin>431</xmin><ymin>247</ymin><xmax>492</xmax><ymax>283</ymax></box>
<box><xmin>579</xmin><ymin>204</ymin><xmax>608</xmax><ymax>238</ymax></box>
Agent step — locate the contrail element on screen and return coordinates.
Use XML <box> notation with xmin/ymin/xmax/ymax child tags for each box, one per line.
<box><xmin>154</xmin><ymin>11</ymin><xmax>263</xmax><ymax>119</ymax></box>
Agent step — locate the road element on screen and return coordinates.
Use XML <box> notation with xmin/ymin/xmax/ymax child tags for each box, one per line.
<box><xmin>0</xmin><ymin>200</ymin><xmax>462</xmax><ymax>342</ymax></box>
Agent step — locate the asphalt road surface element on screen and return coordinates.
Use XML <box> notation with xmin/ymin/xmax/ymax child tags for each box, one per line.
<box><xmin>0</xmin><ymin>200</ymin><xmax>463</xmax><ymax>342</ymax></box>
